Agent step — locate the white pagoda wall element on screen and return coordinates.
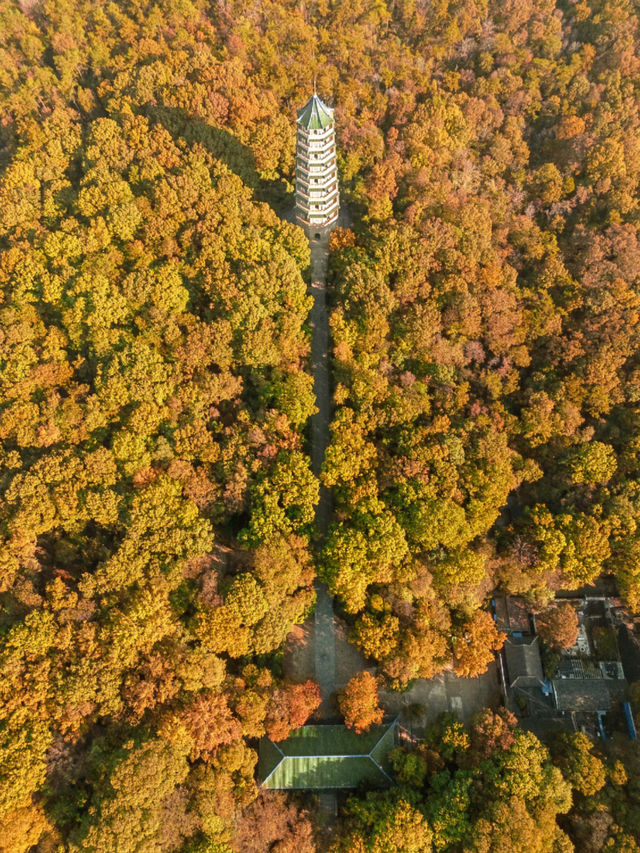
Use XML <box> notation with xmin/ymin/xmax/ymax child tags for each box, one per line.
<box><xmin>295</xmin><ymin>124</ymin><xmax>339</xmax><ymax>227</ymax></box>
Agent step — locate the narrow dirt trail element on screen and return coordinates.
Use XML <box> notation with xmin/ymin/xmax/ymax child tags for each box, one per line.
<box><xmin>307</xmin><ymin>233</ymin><xmax>337</xmax><ymax>718</ymax></box>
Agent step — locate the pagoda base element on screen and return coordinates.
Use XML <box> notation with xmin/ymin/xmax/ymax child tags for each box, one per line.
<box><xmin>295</xmin><ymin>211</ymin><xmax>339</xmax><ymax>238</ymax></box>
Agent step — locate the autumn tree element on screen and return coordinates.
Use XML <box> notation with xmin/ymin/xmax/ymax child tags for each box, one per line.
<box><xmin>536</xmin><ymin>603</ymin><xmax>579</xmax><ymax>651</ymax></box>
<box><xmin>453</xmin><ymin>611</ymin><xmax>506</xmax><ymax>679</ymax></box>
<box><xmin>338</xmin><ymin>672</ymin><xmax>383</xmax><ymax>734</ymax></box>
<box><xmin>549</xmin><ymin>732</ymin><xmax>607</xmax><ymax>798</ymax></box>
<box><xmin>232</xmin><ymin>792</ymin><xmax>316</xmax><ymax>853</ymax></box>
<box><xmin>331</xmin><ymin>791</ymin><xmax>433</xmax><ymax>853</ymax></box>
<box><xmin>4</xmin><ymin>0</ymin><xmax>640</xmax><ymax>847</ymax></box>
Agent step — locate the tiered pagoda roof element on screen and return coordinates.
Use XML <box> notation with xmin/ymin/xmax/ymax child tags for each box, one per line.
<box><xmin>297</xmin><ymin>94</ymin><xmax>334</xmax><ymax>130</ymax></box>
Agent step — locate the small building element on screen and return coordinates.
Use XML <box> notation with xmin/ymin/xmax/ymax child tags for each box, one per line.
<box><xmin>504</xmin><ymin>636</ymin><xmax>545</xmax><ymax>688</ymax></box>
<box><xmin>599</xmin><ymin>661</ymin><xmax>625</xmax><ymax>679</ymax></box>
<box><xmin>493</xmin><ymin>595</ymin><xmax>532</xmax><ymax>636</ymax></box>
<box><xmin>618</xmin><ymin>624</ymin><xmax>640</xmax><ymax>683</ymax></box>
<box><xmin>551</xmin><ymin>679</ymin><xmax>614</xmax><ymax>713</ymax></box>
<box><xmin>259</xmin><ymin>721</ymin><xmax>397</xmax><ymax>790</ymax></box>
<box><xmin>557</xmin><ymin>658</ymin><xmax>601</xmax><ymax>679</ymax></box>
<box><xmin>295</xmin><ymin>92</ymin><xmax>339</xmax><ymax>229</ymax></box>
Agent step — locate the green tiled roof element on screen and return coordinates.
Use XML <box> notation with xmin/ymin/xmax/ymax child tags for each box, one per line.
<box><xmin>370</xmin><ymin>722</ymin><xmax>396</xmax><ymax>775</ymax></box>
<box><xmin>297</xmin><ymin>94</ymin><xmax>334</xmax><ymax>130</ymax></box>
<box><xmin>259</xmin><ymin>721</ymin><xmax>397</xmax><ymax>790</ymax></box>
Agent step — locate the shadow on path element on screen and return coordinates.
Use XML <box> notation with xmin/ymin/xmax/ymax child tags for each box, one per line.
<box><xmin>306</xmin><ymin>226</ymin><xmax>337</xmax><ymax>719</ymax></box>
<box><xmin>305</xmin><ymin>224</ymin><xmax>339</xmax><ymax>832</ymax></box>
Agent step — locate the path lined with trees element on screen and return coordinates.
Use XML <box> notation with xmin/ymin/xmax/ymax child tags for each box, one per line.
<box><xmin>308</xmin><ymin>233</ymin><xmax>337</xmax><ymax>717</ymax></box>
<box><xmin>2</xmin><ymin>0</ymin><xmax>640</xmax><ymax>850</ymax></box>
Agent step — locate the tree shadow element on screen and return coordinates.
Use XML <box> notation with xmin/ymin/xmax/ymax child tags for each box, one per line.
<box><xmin>145</xmin><ymin>106</ymin><xmax>293</xmax><ymax>215</ymax></box>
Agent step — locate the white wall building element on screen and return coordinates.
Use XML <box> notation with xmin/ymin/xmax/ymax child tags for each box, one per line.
<box><xmin>295</xmin><ymin>93</ymin><xmax>339</xmax><ymax>228</ymax></box>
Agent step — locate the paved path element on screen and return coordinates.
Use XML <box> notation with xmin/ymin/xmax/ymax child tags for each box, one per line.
<box><xmin>307</xmin><ymin>231</ymin><xmax>337</xmax><ymax>718</ymax></box>
<box><xmin>305</xmin><ymin>228</ymin><xmax>340</xmax><ymax>831</ymax></box>
<box><xmin>379</xmin><ymin>662</ymin><xmax>502</xmax><ymax>737</ymax></box>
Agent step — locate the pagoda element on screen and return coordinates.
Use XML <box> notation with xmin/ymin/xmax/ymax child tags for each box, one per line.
<box><xmin>295</xmin><ymin>92</ymin><xmax>339</xmax><ymax>229</ymax></box>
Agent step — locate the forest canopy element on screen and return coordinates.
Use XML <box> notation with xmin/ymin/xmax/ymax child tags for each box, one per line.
<box><xmin>1</xmin><ymin>0</ymin><xmax>640</xmax><ymax>850</ymax></box>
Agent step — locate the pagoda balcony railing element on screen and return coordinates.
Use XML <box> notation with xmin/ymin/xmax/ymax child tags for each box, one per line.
<box><xmin>295</xmin><ymin>196</ymin><xmax>340</xmax><ymax>215</ymax></box>
<box><xmin>295</xmin><ymin>156</ymin><xmax>337</xmax><ymax>175</ymax></box>
<box><xmin>297</xmin><ymin>125</ymin><xmax>335</xmax><ymax>142</ymax></box>
<box><xmin>296</xmin><ymin>157</ymin><xmax>336</xmax><ymax>177</ymax></box>
<box><xmin>297</xmin><ymin>127</ymin><xmax>335</xmax><ymax>142</ymax></box>
<box><xmin>295</xmin><ymin>190</ymin><xmax>339</xmax><ymax>205</ymax></box>
<box><xmin>296</xmin><ymin>145</ymin><xmax>336</xmax><ymax>159</ymax></box>
<box><xmin>304</xmin><ymin>149</ymin><xmax>336</xmax><ymax>166</ymax></box>
<box><xmin>296</xmin><ymin>195</ymin><xmax>339</xmax><ymax>213</ymax></box>
<box><xmin>296</xmin><ymin>213</ymin><xmax>339</xmax><ymax>227</ymax></box>
<box><xmin>295</xmin><ymin>191</ymin><xmax>339</xmax><ymax>208</ymax></box>
<box><xmin>295</xmin><ymin>183</ymin><xmax>339</xmax><ymax>199</ymax></box>
<box><xmin>296</xmin><ymin>171</ymin><xmax>338</xmax><ymax>190</ymax></box>
<box><xmin>296</xmin><ymin>136</ymin><xmax>336</xmax><ymax>156</ymax></box>
<box><xmin>296</xmin><ymin>188</ymin><xmax>339</xmax><ymax>205</ymax></box>
<box><xmin>296</xmin><ymin>170</ymin><xmax>336</xmax><ymax>184</ymax></box>
<box><xmin>296</xmin><ymin>142</ymin><xmax>335</xmax><ymax>159</ymax></box>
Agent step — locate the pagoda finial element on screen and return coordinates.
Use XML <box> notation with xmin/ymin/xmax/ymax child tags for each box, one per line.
<box><xmin>313</xmin><ymin>75</ymin><xmax>317</xmax><ymax>96</ymax></box>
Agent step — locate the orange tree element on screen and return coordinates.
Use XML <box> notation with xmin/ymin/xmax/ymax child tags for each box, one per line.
<box><xmin>338</xmin><ymin>672</ymin><xmax>384</xmax><ymax>735</ymax></box>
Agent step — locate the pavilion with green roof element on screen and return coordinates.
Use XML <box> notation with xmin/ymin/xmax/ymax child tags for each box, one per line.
<box><xmin>259</xmin><ymin>720</ymin><xmax>398</xmax><ymax>790</ymax></box>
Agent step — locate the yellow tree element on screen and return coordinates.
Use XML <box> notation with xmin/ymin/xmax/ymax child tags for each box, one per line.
<box><xmin>453</xmin><ymin>611</ymin><xmax>506</xmax><ymax>679</ymax></box>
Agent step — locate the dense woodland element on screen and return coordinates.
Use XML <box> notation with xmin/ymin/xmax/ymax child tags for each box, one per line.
<box><xmin>1</xmin><ymin>0</ymin><xmax>640</xmax><ymax>850</ymax></box>
<box><xmin>321</xmin><ymin>0</ymin><xmax>640</xmax><ymax>684</ymax></box>
<box><xmin>331</xmin><ymin>710</ymin><xmax>640</xmax><ymax>852</ymax></box>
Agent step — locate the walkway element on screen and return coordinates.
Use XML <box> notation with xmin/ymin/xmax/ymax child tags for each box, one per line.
<box><xmin>307</xmin><ymin>229</ymin><xmax>337</xmax><ymax>717</ymax></box>
<box><xmin>379</xmin><ymin>662</ymin><xmax>502</xmax><ymax>736</ymax></box>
